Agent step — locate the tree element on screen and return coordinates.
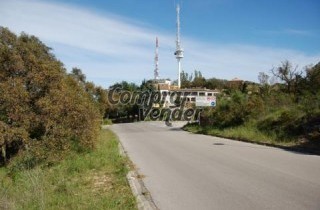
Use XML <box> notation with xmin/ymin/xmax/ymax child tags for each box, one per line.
<box><xmin>0</xmin><ymin>27</ymin><xmax>101</xmax><ymax>166</ymax></box>
<box><xmin>271</xmin><ymin>60</ymin><xmax>302</xmax><ymax>94</ymax></box>
<box><xmin>258</xmin><ymin>72</ymin><xmax>271</xmax><ymax>96</ymax></box>
<box><xmin>140</xmin><ymin>79</ymin><xmax>155</xmax><ymax>92</ymax></box>
<box><xmin>192</xmin><ymin>70</ymin><xmax>206</xmax><ymax>88</ymax></box>
<box><xmin>107</xmin><ymin>81</ymin><xmax>141</xmax><ymax>120</ymax></box>
<box><xmin>109</xmin><ymin>81</ymin><xmax>138</xmax><ymax>92</ymax></box>
<box><xmin>305</xmin><ymin>62</ymin><xmax>320</xmax><ymax>94</ymax></box>
<box><xmin>70</xmin><ymin>67</ymin><xmax>86</xmax><ymax>83</ymax></box>
<box><xmin>205</xmin><ymin>77</ymin><xmax>227</xmax><ymax>90</ymax></box>
<box><xmin>258</xmin><ymin>72</ymin><xmax>269</xmax><ymax>85</ymax></box>
<box><xmin>180</xmin><ymin>71</ymin><xmax>193</xmax><ymax>88</ymax></box>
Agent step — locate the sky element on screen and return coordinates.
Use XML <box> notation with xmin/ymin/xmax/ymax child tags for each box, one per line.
<box><xmin>0</xmin><ymin>0</ymin><xmax>319</xmax><ymax>88</ymax></box>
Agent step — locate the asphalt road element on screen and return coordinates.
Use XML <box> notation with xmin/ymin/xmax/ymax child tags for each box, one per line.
<box><xmin>111</xmin><ymin>122</ymin><xmax>320</xmax><ymax>210</ymax></box>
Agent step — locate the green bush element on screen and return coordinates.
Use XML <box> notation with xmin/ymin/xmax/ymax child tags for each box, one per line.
<box><xmin>257</xmin><ymin>108</ymin><xmax>305</xmax><ymax>139</ymax></box>
<box><xmin>103</xmin><ymin>118</ymin><xmax>113</xmax><ymax>125</ymax></box>
<box><xmin>0</xmin><ymin>27</ymin><xmax>101</xmax><ymax>167</ymax></box>
<box><xmin>202</xmin><ymin>91</ymin><xmax>256</xmax><ymax>128</ymax></box>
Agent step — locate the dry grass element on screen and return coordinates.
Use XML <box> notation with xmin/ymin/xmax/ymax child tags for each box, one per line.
<box><xmin>0</xmin><ymin>129</ymin><xmax>137</xmax><ymax>210</ymax></box>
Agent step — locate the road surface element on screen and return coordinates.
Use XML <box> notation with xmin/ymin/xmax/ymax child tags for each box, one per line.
<box><xmin>111</xmin><ymin>122</ymin><xmax>320</xmax><ymax>210</ymax></box>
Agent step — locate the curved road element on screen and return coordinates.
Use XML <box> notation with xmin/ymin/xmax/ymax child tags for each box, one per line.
<box><xmin>111</xmin><ymin>122</ymin><xmax>320</xmax><ymax>210</ymax></box>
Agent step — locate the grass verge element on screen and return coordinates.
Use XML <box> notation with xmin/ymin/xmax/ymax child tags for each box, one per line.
<box><xmin>183</xmin><ymin>122</ymin><xmax>298</xmax><ymax>147</ymax></box>
<box><xmin>0</xmin><ymin>129</ymin><xmax>137</xmax><ymax>210</ymax></box>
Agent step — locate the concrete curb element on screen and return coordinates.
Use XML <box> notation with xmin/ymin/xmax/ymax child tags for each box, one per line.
<box><xmin>118</xmin><ymin>142</ymin><xmax>159</xmax><ymax>210</ymax></box>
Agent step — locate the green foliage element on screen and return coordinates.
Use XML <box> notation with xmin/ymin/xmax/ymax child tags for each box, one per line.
<box><xmin>109</xmin><ymin>81</ymin><xmax>139</xmax><ymax>92</ymax></box>
<box><xmin>140</xmin><ymin>79</ymin><xmax>155</xmax><ymax>92</ymax></box>
<box><xmin>180</xmin><ymin>70</ymin><xmax>193</xmax><ymax>88</ymax></box>
<box><xmin>197</xmin><ymin>61</ymin><xmax>320</xmax><ymax>150</ymax></box>
<box><xmin>205</xmin><ymin>77</ymin><xmax>228</xmax><ymax>90</ymax></box>
<box><xmin>103</xmin><ymin>118</ymin><xmax>113</xmax><ymax>125</ymax></box>
<box><xmin>106</xmin><ymin>79</ymin><xmax>156</xmax><ymax>121</ymax></box>
<box><xmin>257</xmin><ymin>108</ymin><xmax>305</xmax><ymax>140</ymax></box>
<box><xmin>271</xmin><ymin>60</ymin><xmax>303</xmax><ymax>95</ymax></box>
<box><xmin>181</xmin><ymin>69</ymin><xmax>227</xmax><ymax>89</ymax></box>
<box><xmin>192</xmin><ymin>70</ymin><xmax>206</xmax><ymax>88</ymax></box>
<box><xmin>202</xmin><ymin>91</ymin><xmax>259</xmax><ymax>128</ymax></box>
<box><xmin>0</xmin><ymin>27</ymin><xmax>102</xmax><ymax>166</ymax></box>
<box><xmin>302</xmin><ymin>62</ymin><xmax>320</xmax><ymax>95</ymax></box>
<box><xmin>183</xmin><ymin>122</ymin><xmax>292</xmax><ymax>146</ymax></box>
<box><xmin>0</xmin><ymin>129</ymin><xmax>137</xmax><ymax>210</ymax></box>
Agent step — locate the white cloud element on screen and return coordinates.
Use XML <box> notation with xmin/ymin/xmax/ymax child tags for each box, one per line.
<box><xmin>264</xmin><ymin>29</ymin><xmax>314</xmax><ymax>36</ymax></box>
<box><xmin>0</xmin><ymin>0</ymin><xmax>319</xmax><ymax>88</ymax></box>
<box><xmin>283</xmin><ymin>29</ymin><xmax>313</xmax><ymax>36</ymax></box>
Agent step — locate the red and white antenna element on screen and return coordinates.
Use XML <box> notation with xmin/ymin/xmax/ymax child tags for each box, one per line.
<box><xmin>154</xmin><ymin>36</ymin><xmax>159</xmax><ymax>80</ymax></box>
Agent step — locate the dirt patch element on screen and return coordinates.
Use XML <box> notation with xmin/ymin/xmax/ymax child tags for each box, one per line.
<box><xmin>91</xmin><ymin>172</ymin><xmax>113</xmax><ymax>193</ymax></box>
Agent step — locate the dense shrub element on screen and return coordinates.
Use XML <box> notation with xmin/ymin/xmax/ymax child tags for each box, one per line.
<box><xmin>257</xmin><ymin>109</ymin><xmax>304</xmax><ymax>139</ymax></box>
<box><xmin>201</xmin><ymin>91</ymin><xmax>257</xmax><ymax>128</ymax></box>
<box><xmin>0</xmin><ymin>27</ymin><xmax>101</xmax><ymax>166</ymax></box>
<box><xmin>200</xmin><ymin>60</ymin><xmax>320</xmax><ymax>145</ymax></box>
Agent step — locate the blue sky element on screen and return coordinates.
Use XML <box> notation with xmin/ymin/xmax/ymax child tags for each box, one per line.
<box><xmin>1</xmin><ymin>0</ymin><xmax>319</xmax><ymax>88</ymax></box>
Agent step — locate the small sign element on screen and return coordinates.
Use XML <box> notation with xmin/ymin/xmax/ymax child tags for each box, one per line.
<box><xmin>196</xmin><ymin>96</ymin><xmax>216</xmax><ymax>107</ymax></box>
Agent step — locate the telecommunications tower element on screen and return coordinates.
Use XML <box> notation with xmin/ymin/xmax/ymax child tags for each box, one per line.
<box><xmin>154</xmin><ymin>37</ymin><xmax>159</xmax><ymax>80</ymax></box>
<box><xmin>174</xmin><ymin>4</ymin><xmax>184</xmax><ymax>89</ymax></box>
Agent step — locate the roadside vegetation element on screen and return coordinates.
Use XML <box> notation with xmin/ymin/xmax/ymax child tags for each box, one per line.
<box><xmin>0</xmin><ymin>27</ymin><xmax>136</xmax><ymax>209</ymax></box>
<box><xmin>1</xmin><ymin>24</ymin><xmax>319</xmax><ymax>209</ymax></box>
<box><xmin>0</xmin><ymin>27</ymin><xmax>111</xmax><ymax>166</ymax></box>
<box><xmin>0</xmin><ymin>129</ymin><xmax>137</xmax><ymax>209</ymax></box>
<box><xmin>184</xmin><ymin>61</ymin><xmax>320</xmax><ymax>154</ymax></box>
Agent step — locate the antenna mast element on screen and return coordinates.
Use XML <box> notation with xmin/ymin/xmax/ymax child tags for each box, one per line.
<box><xmin>154</xmin><ymin>37</ymin><xmax>159</xmax><ymax>80</ymax></box>
<box><xmin>174</xmin><ymin>4</ymin><xmax>184</xmax><ymax>88</ymax></box>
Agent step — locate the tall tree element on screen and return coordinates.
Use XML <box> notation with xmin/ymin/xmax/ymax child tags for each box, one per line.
<box><xmin>180</xmin><ymin>70</ymin><xmax>193</xmax><ymax>88</ymax></box>
<box><xmin>305</xmin><ymin>62</ymin><xmax>320</xmax><ymax>94</ymax></box>
<box><xmin>258</xmin><ymin>72</ymin><xmax>269</xmax><ymax>85</ymax></box>
<box><xmin>271</xmin><ymin>60</ymin><xmax>302</xmax><ymax>94</ymax></box>
<box><xmin>192</xmin><ymin>70</ymin><xmax>206</xmax><ymax>88</ymax></box>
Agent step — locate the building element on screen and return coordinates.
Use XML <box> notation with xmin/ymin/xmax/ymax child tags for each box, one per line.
<box><xmin>228</xmin><ymin>77</ymin><xmax>244</xmax><ymax>90</ymax></box>
<box><xmin>153</xmin><ymin>81</ymin><xmax>219</xmax><ymax>107</ymax></box>
<box><xmin>151</xmin><ymin>4</ymin><xmax>219</xmax><ymax>109</ymax></box>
